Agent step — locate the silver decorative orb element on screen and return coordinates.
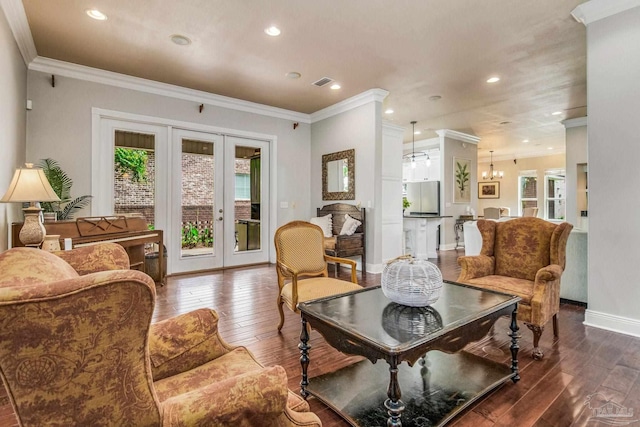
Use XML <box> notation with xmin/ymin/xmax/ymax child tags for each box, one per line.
<box><xmin>381</xmin><ymin>257</ymin><xmax>443</xmax><ymax>307</ymax></box>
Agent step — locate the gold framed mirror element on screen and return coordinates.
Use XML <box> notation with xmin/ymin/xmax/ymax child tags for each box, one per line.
<box><xmin>322</xmin><ymin>149</ymin><xmax>355</xmax><ymax>200</ymax></box>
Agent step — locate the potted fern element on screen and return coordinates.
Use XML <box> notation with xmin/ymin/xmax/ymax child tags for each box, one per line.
<box><xmin>37</xmin><ymin>158</ymin><xmax>92</xmax><ymax>220</ymax></box>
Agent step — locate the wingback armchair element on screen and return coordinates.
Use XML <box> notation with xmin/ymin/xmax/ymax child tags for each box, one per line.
<box><xmin>457</xmin><ymin>217</ymin><xmax>573</xmax><ymax>360</ymax></box>
<box><xmin>0</xmin><ymin>243</ymin><xmax>321</xmax><ymax>427</ymax></box>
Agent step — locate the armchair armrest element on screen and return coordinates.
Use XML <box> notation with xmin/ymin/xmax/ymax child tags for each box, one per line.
<box><xmin>325</xmin><ymin>254</ymin><xmax>358</xmax><ymax>283</ymax></box>
<box><xmin>530</xmin><ymin>264</ymin><xmax>564</xmax><ymax>325</ymax></box>
<box><xmin>457</xmin><ymin>255</ymin><xmax>495</xmax><ymax>281</ymax></box>
<box><xmin>53</xmin><ymin>243</ymin><xmax>130</xmax><ymax>275</ymax></box>
<box><xmin>149</xmin><ymin>308</ymin><xmax>234</xmax><ymax>381</ymax></box>
<box><xmin>160</xmin><ymin>366</ymin><xmax>289</xmax><ymax>427</ymax></box>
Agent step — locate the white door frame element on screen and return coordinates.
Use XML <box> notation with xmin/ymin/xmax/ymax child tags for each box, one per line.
<box><xmin>91</xmin><ymin>108</ymin><xmax>278</xmax><ymax>273</ymax></box>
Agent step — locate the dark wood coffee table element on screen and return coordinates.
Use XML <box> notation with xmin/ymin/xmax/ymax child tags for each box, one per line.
<box><xmin>298</xmin><ymin>282</ymin><xmax>520</xmax><ymax>427</ymax></box>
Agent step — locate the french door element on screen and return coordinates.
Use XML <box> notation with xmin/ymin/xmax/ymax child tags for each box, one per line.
<box><xmin>96</xmin><ymin>116</ymin><xmax>270</xmax><ymax>276</ymax></box>
<box><xmin>170</xmin><ymin>130</ymin><xmax>270</xmax><ymax>274</ymax></box>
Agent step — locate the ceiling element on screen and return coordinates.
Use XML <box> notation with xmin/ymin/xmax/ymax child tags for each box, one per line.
<box><xmin>20</xmin><ymin>0</ymin><xmax>587</xmax><ymax>161</ymax></box>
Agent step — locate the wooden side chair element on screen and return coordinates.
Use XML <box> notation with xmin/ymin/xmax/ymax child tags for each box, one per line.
<box><xmin>274</xmin><ymin>221</ymin><xmax>362</xmax><ymax>331</ymax></box>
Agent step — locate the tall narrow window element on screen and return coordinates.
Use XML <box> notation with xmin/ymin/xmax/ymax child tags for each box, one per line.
<box><xmin>519</xmin><ymin>172</ymin><xmax>537</xmax><ymax>215</ymax></box>
<box><xmin>545</xmin><ymin>170</ymin><xmax>566</xmax><ymax>220</ymax></box>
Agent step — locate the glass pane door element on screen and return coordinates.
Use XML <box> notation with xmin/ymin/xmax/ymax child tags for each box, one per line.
<box><xmin>224</xmin><ymin>136</ymin><xmax>270</xmax><ymax>267</ymax></box>
<box><xmin>171</xmin><ymin>129</ymin><xmax>223</xmax><ymax>273</ymax></box>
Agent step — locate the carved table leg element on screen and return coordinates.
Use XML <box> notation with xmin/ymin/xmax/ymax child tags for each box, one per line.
<box><xmin>299</xmin><ymin>317</ymin><xmax>311</xmax><ymax>398</ymax></box>
<box><xmin>509</xmin><ymin>304</ymin><xmax>520</xmax><ymax>383</ymax></box>
<box><xmin>384</xmin><ymin>359</ymin><xmax>405</xmax><ymax>426</ymax></box>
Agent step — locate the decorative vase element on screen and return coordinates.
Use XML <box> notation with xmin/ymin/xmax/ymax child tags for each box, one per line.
<box><xmin>381</xmin><ymin>256</ymin><xmax>443</xmax><ymax>307</ymax></box>
<box><xmin>41</xmin><ymin>235</ymin><xmax>61</xmax><ymax>252</ymax></box>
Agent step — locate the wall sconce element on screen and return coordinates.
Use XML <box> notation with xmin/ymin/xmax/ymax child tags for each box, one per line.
<box><xmin>1</xmin><ymin>163</ymin><xmax>61</xmax><ymax>247</ymax></box>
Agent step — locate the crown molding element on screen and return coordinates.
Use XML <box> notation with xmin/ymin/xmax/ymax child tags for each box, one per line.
<box><xmin>382</xmin><ymin>121</ymin><xmax>405</xmax><ymax>135</ymax></box>
<box><xmin>562</xmin><ymin>117</ymin><xmax>588</xmax><ymax>128</ymax></box>
<box><xmin>571</xmin><ymin>0</ymin><xmax>640</xmax><ymax>25</ymax></box>
<box><xmin>434</xmin><ymin>129</ymin><xmax>480</xmax><ymax>144</ymax></box>
<box><xmin>0</xmin><ymin>0</ymin><xmax>37</xmax><ymax>65</ymax></box>
<box><xmin>310</xmin><ymin>88</ymin><xmax>389</xmax><ymax>123</ymax></box>
<box><xmin>28</xmin><ymin>56</ymin><xmax>312</xmax><ymax>123</ymax></box>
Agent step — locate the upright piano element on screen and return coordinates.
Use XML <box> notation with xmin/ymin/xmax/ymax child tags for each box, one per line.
<box><xmin>11</xmin><ymin>215</ymin><xmax>165</xmax><ymax>284</ymax></box>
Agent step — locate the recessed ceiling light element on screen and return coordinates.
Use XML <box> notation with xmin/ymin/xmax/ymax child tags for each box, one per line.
<box><xmin>414</xmin><ymin>131</ymin><xmax>421</xmax><ymax>135</ymax></box>
<box><xmin>429</xmin><ymin>95</ymin><xmax>442</xmax><ymax>101</ymax></box>
<box><xmin>552</xmin><ymin>111</ymin><xmax>563</xmax><ymax>116</ymax></box>
<box><xmin>486</xmin><ymin>77</ymin><xmax>500</xmax><ymax>83</ymax></box>
<box><xmin>265</xmin><ymin>26</ymin><xmax>281</xmax><ymax>36</ymax></box>
<box><xmin>330</xmin><ymin>83</ymin><xmax>341</xmax><ymax>90</ymax></box>
<box><xmin>522</xmin><ymin>139</ymin><xmax>529</xmax><ymax>143</ymax></box>
<box><xmin>170</xmin><ymin>34</ymin><xmax>191</xmax><ymax>46</ymax></box>
<box><xmin>285</xmin><ymin>71</ymin><xmax>301</xmax><ymax>79</ymax></box>
<box><xmin>548</xmin><ymin>147</ymin><xmax>554</xmax><ymax>150</ymax></box>
<box><xmin>385</xmin><ymin>109</ymin><xmax>394</xmax><ymax>114</ymax></box>
<box><xmin>86</xmin><ymin>9</ymin><xmax>107</xmax><ymax>20</ymax></box>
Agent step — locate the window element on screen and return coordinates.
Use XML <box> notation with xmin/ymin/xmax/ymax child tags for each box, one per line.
<box><xmin>235</xmin><ymin>173</ymin><xmax>250</xmax><ymax>200</ymax></box>
<box><xmin>519</xmin><ymin>172</ymin><xmax>537</xmax><ymax>215</ymax></box>
<box><xmin>545</xmin><ymin>171</ymin><xmax>566</xmax><ymax>220</ymax></box>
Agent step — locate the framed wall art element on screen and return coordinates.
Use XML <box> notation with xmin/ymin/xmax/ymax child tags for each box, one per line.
<box><xmin>478</xmin><ymin>181</ymin><xmax>500</xmax><ymax>199</ymax></box>
<box><xmin>453</xmin><ymin>157</ymin><xmax>471</xmax><ymax>204</ymax></box>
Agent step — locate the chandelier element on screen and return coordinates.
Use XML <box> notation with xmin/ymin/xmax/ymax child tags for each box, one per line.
<box><xmin>482</xmin><ymin>150</ymin><xmax>503</xmax><ymax>180</ymax></box>
<box><xmin>403</xmin><ymin>121</ymin><xmax>430</xmax><ymax>168</ymax></box>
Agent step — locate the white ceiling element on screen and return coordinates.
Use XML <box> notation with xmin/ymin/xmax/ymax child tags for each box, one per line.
<box><xmin>19</xmin><ymin>0</ymin><xmax>587</xmax><ymax>161</ymax></box>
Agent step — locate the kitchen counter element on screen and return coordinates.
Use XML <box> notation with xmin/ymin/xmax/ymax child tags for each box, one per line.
<box><xmin>403</xmin><ymin>215</ymin><xmax>450</xmax><ymax>258</ymax></box>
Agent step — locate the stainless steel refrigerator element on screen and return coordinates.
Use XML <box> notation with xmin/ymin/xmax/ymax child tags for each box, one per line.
<box><xmin>405</xmin><ymin>181</ymin><xmax>440</xmax><ymax>215</ymax></box>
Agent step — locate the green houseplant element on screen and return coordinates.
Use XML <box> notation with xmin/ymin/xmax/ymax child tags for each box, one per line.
<box><xmin>402</xmin><ymin>196</ymin><xmax>411</xmax><ymax>214</ymax></box>
<box><xmin>455</xmin><ymin>161</ymin><xmax>470</xmax><ymax>198</ymax></box>
<box><xmin>37</xmin><ymin>158</ymin><xmax>92</xmax><ymax>220</ymax></box>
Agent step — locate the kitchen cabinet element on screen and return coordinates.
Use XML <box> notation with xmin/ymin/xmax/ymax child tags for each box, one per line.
<box><xmin>402</xmin><ymin>155</ymin><xmax>440</xmax><ymax>182</ymax></box>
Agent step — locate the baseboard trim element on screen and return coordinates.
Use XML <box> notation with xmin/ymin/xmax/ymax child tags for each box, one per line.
<box><xmin>560</xmin><ymin>298</ymin><xmax>587</xmax><ymax>308</ymax></box>
<box><xmin>584</xmin><ymin>309</ymin><xmax>640</xmax><ymax>338</ymax></box>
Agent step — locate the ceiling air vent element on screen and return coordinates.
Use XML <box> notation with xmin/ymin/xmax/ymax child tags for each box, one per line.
<box><xmin>312</xmin><ymin>77</ymin><xmax>334</xmax><ymax>87</ymax></box>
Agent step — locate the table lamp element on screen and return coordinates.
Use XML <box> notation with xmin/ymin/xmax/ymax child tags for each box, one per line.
<box><xmin>1</xmin><ymin>163</ymin><xmax>61</xmax><ymax>247</ymax></box>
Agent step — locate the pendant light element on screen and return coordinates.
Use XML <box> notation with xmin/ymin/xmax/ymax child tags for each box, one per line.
<box><xmin>482</xmin><ymin>150</ymin><xmax>503</xmax><ymax>180</ymax></box>
<box><xmin>410</xmin><ymin>121</ymin><xmax>417</xmax><ymax>169</ymax></box>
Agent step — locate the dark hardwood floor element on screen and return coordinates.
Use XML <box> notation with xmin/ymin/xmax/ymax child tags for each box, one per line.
<box><xmin>2</xmin><ymin>249</ymin><xmax>639</xmax><ymax>426</ymax></box>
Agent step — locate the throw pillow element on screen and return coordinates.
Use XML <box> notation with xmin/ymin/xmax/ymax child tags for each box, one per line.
<box><xmin>340</xmin><ymin>214</ymin><xmax>362</xmax><ymax>236</ymax></box>
<box><xmin>310</xmin><ymin>214</ymin><xmax>333</xmax><ymax>237</ymax></box>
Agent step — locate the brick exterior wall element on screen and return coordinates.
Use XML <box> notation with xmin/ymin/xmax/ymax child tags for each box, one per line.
<box><xmin>114</xmin><ymin>150</ymin><xmax>252</xmax><ymax>228</ymax></box>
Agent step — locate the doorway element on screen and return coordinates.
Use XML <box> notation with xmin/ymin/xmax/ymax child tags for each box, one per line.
<box><xmin>95</xmin><ymin>115</ymin><xmax>271</xmax><ymax>275</ymax></box>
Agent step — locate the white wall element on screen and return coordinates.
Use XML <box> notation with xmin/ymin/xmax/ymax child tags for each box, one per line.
<box><xmin>584</xmin><ymin>5</ymin><xmax>640</xmax><ymax>335</ymax></box>
<box><xmin>25</xmin><ymin>69</ymin><xmax>312</xmax><ymax>233</ymax></box>
<box><xmin>310</xmin><ymin>102</ymin><xmax>378</xmax><ymax>271</ymax></box>
<box><xmin>440</xmin><ymin>134</ymin><xmax>478</xmax><ymax>249</ymax></box>
<box><xmin>0</xmin><ymin>6</ymin><xmax>27</xmax><ymax>251</ymax></box>
<box><xmin>564</xmin><ymin>119</ymin><xmax>588</xmax><ymax>228</ymax></box>
<box><xmin>476</xmin><ymin>154</ymin><xmax>566</xmax><ymax>219</ymax></box>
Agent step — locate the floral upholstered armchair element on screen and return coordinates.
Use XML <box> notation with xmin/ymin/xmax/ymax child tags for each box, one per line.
<box><xmin>457</xmin><ymin>217</ymin><xmax>573</xmax><ymax>360</ymax></box>
<box><xmin>0</xmin><ymin>243</ymin><xmax>321</xmax><ymax>427</ymax></box>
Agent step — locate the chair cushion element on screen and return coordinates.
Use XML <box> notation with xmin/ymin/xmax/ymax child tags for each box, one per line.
<box><xmin>153</xmin><ymin>346</ymin><xmax>309</xmax><ymax>414</ymax></box>
<box><xmin>280</xmin><ymin>278</ymin><xmax>362</xmax><ymax>308</ymax></box>
<box><xmin>463</xmin><ymin>275</ymin><xmax>533</xmax><ymax>321</ymax></box>
<box><xmin>154</xmin><ymin>347</ymin><xmax>264</xmax><ymax>402</ymax></box>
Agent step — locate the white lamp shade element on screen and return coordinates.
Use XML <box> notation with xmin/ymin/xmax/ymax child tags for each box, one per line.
<box><xmin>1</xmin><ymin>165</ymin><xmax>60</xmax><ymax>203</ymax></box>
